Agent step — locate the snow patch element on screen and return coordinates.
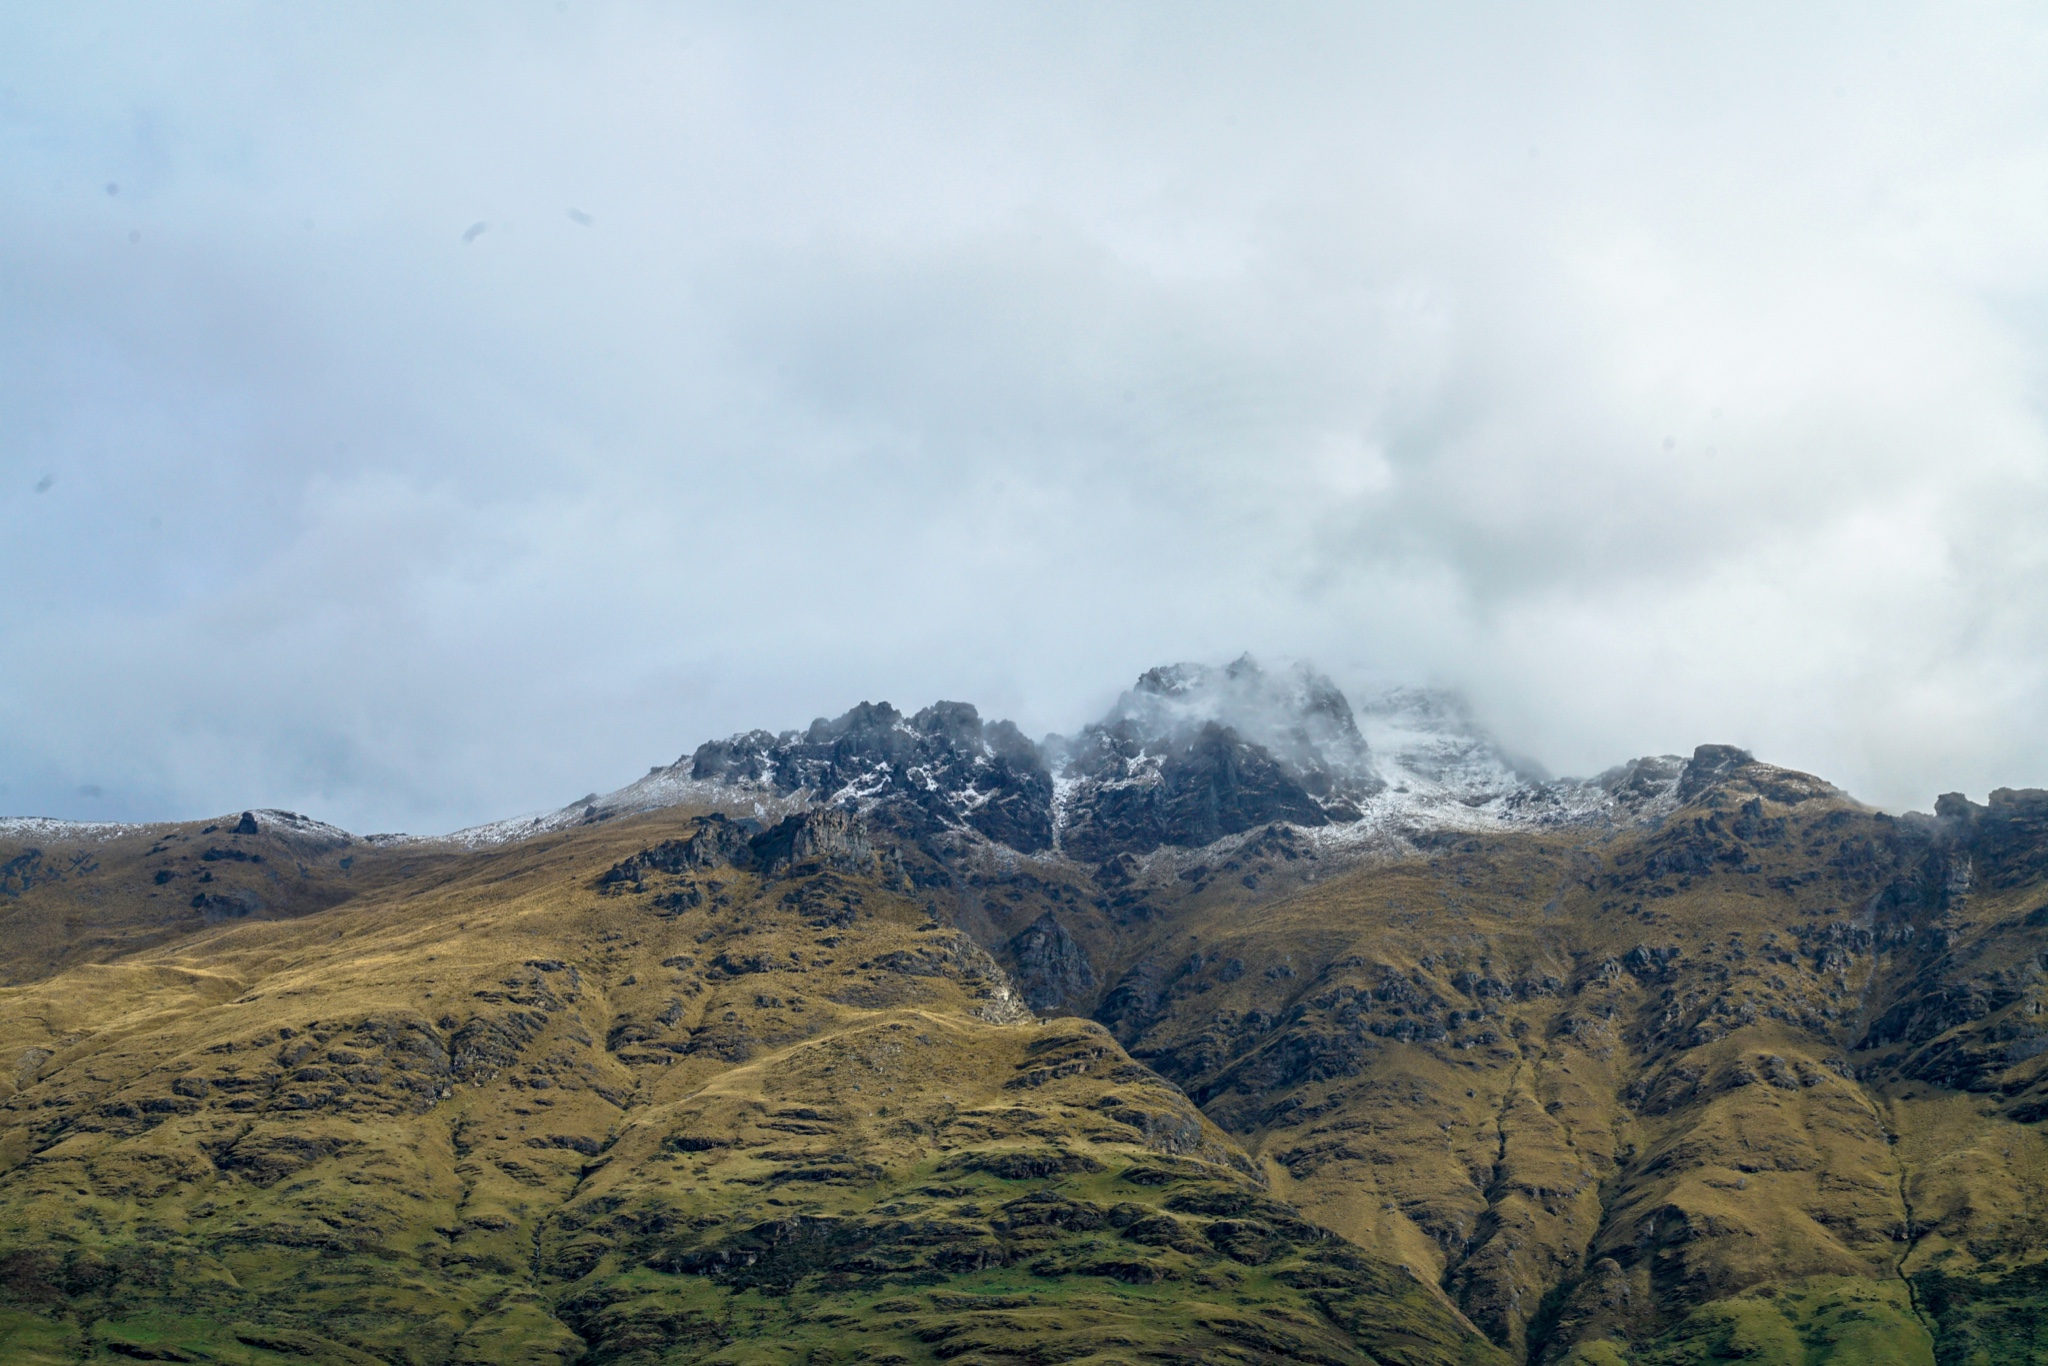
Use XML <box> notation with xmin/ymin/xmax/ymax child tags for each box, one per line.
<box><xmin>0</xmin><ymin>816</ymin><xmax>162</xmax><ymax>842</ymax></box>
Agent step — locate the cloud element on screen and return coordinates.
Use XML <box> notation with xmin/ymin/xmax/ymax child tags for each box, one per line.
<box><xmin>3</xmin><ymin>3</ymin><xmax>2047</xmax><ymax>831</ymax></box>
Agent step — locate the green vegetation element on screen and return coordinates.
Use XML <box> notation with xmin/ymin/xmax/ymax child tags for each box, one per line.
<box><xmin>1628</xmin><ymin>1278</ymin><xmax>1931</xmax><ymax>1364</ymax></box>
<box><xmin>4</xmin><ymin>756</ymin><xmax>2048</xmax><ymax>1360</ymax></box>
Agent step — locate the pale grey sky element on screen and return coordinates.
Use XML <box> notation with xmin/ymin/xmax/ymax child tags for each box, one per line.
<box><xmin>5</xmin><ymin>3</ymin><xmax>2048</xmax><ymax>832</ymax></box>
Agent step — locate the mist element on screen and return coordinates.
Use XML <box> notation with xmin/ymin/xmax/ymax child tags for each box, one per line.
<box><xmin>5</xmin><ymin>4</ymin><xmax>2048</xmax><ymax>833</ymax></box>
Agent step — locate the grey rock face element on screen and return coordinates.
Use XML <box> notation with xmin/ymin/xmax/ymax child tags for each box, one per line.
<box><xmin>1057</xmin><ymin>719</ymin><xmax>1338</xmax><ymax>862</ymax></box>
<box><xmin>1597</xmin><ymin>755</ymin><xmax>1689</xmax><ymax>805</ymax></box>
<box><xmin>1008</xmin><ymin>911</ymin><xmax>1098</xmax><ymax>1012</ymax></box>
<box><xmin>750</xmin><ymin>806</ymin><xmax>876</xmax><ymax>875</ymax></box>
<box><xmin>1053</xmin><ymin>656</ymin><xmax>1384</xmax><ymax>859</ymax></box>
<box><xmin>669</xmin><ymin>656</ymin><xmax>1793</xmax><ymax>865</ymax></box>
<box><xmin>1932</xmin><ymin>786</ymin><xmax>2048</xmax><ymax>891</ymax></box>
<box><xmin>598</xmin><ymin>813</ymin><xmax>765</xmax><ymax>889</ymax></box>
<box><xmin>1102</xmin><ymin>656</ymin><xmax>1381</xmax><ymax>808</ymax></box>
<box><xmin>679</xmin><ymin>656</ymin><xmax>1384</xmax><ymax>863</ymax></box>
<box><xmin>688</xmin><ymin>700</ymin><xmax>1054</xmax><ymax>852</ymax></box>
<box><xmin>598</xmin><ymin>808</ymin><xmax>882</xmax><ymax>890</ymax></box>
<box><xmin>1676</xmin><ymin>744</ymin><xmax>1757</xmax><ymax>802</ymax></box>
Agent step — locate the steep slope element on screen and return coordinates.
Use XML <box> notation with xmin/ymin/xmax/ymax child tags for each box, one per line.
<box><xmin>0</xmin><ymin>806</ymin><xmax>1497</xmax><ymax>1366</ymax></box>
<box><xmin>998</xmin><ymin>757</ymin><xmax>2048</xmax><ymax>1364</ymax></box>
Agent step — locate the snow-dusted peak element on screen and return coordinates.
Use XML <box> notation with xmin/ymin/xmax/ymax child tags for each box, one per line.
<box><xmin>195</xmin><ymin>662</ymin><xmax>1817</xmax><ymax>860</ymax></box>
<box><xmin>1355</xmin><ymin>686</ymin><xmax>1541</xmax><ymax>801</ymax></box>
<box><xmin>1094</xmin><ymin>655</ymin><xmax>1378</xmax><ymax>796</ymax></box>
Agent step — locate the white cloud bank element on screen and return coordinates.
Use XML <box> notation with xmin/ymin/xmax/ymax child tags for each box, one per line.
<box><xmin>3</xmin><ymin>3</ymin><xmax>2047</xmax><ymax>831</ymax></box>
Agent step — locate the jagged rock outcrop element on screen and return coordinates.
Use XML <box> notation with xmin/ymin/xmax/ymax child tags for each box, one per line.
<box><xmin>677</xmin><ymin>657</ymin><xmax>1397</xmax><ymax>864</ymax></box>
<box><xmin>1008</xmin><ymin>911</ymin><xmax>1097</xmax><ymax>1012</ymax></box>
<box><xmin>599</xmin><ymin>808</ymin><xmax>884</xmax><ymax>890</ymax></box>
<box><xmin>660</xmin><ymin>660</ymin><xmax>1804</xmax><ymax>873</ymax></box>
<box><xmin>749</xmin><ymin>806</ymin><xmax>877</xmax><ymax>875</ymax></box>
<box><xmin>598</xmin><ymin>813</ymin><xmax>765</xmax><ymax>889</ymax></box>
<box><xmin>1057</xmin><ymin>720</ymin><xmax>1337</xmax><ymax>861</ymax></box>
<box><xmin>1935</xmin><ymin>786</ymin><xmax>2048</xmax><ymax>890</ymax></box>
<box><xmin>1080</xmin><ymin>657</ymin><xmax>1383</xmax><ymax>810</ymax></box>
<box><xmin>688</xmin><ymin>700</ymin><xmax>1054</xmax><ymax>851</ymax></box>
<box><xmin>1048</xmin><ymin>659</ymin><xmax>1383</xmax><ymax>859</ymax></box>
<box><xmin>1675</xmin><ymin>743</ymin><xmax>1755</xmax><ymax>801</ymax></box>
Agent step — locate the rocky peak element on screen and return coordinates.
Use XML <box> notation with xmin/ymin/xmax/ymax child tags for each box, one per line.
<box><xmin>1931</xmin><ymin>787</ymin><xmax>2048</xmax><ymax>891</ymax></box>
<box><xmin>1105</xmin><ymin>655</ymin><xmax>1378</xmax><ymax>801</ymax></box>
<box><xmin>685</xmin><ymin>699</ymin><xmax>1053</xmax><ymax>852</ymax></box>
<box><xmin>548</xmin><ymin>657</ymin><xmax>1838</xmax><ymax>869</ymax></box>
<box><xmin>1589</xmin><ymin>754</ymin><xmax>1690</xmax><ymax>822</ymax></box>
<box><xmin>1045</xmin><ymin>657</ymin><xmax>1384</xmax><ymax>860</ymax></box>
<box><xmin>1054</xmin><ymin>718</ymin><xmax>1340</xmax><ymax>863</ymax></box>
<box><xmin>1659</xmin><ymin>744</ymin><xmax>1841</xmax><ymax>811</ymax></box>
<box><xmin>1676</xmin><ymin>743</ymin><xmax>1758</xmax><ymax>801</ymax></box>
<box><xmin>1354</xmin><ymin>686</ymin><xmax>1536</xmax><ymax>800</ymax></box>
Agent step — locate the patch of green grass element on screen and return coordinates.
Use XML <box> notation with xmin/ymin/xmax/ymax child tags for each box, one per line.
<box><xmin>1628</xmin><ymin>1277</ymin><xmax>1933</xmax><ymax>1365</ymax></box>
<box><xmin>1556</xmin><ymin>1342</ymin><xmax>1633</xmax><ymax>1366</ymax></box>
<box><xmin>1913</xmin><ymin>1260</ymin><xmax>2048</xmax><ymax>1365</ymax></box>
<box><xmin>0</xmin><ymin>1309</ymin><xmax>80</xmax><ymax>1364</ymax></box>
<box><xmin>89</xmin><ymin>1311</ymin><xmax>327</xmax><ymax>1363</ymax></box>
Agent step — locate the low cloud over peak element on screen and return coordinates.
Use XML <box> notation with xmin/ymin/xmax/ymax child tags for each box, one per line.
<box><xmin>4</xmin><ymin>6</ymin><xmax>2047</xmax><ymax>832</ymax></box>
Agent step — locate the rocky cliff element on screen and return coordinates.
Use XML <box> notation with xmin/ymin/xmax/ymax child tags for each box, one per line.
<box><xmin>606</xmin><ymin>657</ymin><xmax>1696</xmax><ymax>874</ymax></box>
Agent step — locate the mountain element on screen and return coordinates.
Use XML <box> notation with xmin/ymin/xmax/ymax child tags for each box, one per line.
<box><xmin>507</xmin><ymin>657</ymin><xmax>1693</xmax><ymax>864</ymax></box>
<box><xmin>3</xmin><ymin>659</ymin><xmax>2048</xmax><ymax>1365</ymax></box>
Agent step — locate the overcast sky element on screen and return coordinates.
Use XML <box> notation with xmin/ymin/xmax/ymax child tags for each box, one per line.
<box><xmin>5</xmin><ymin>3</ymin><xmax>2048</xmax><ymax>832</ymax></box>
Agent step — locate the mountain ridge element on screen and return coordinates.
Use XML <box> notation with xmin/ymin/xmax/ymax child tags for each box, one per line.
<box><xmin>6</xmin><ymin>659</ymin><xmax>2048</xmax><ymax>1365</ymax></box>
<box><xmin>0</xmin><ymin>658</ymin><xmax>1838</xmax><ymax>865</ymax></box>
<box><xmin>0</xmin><ymin>658</ymin><xmax>1788</xmax><ymax>859</ymax></box>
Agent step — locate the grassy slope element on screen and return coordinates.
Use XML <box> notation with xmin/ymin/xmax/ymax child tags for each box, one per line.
<box><xmin>9</xmin><ymin>757</ymin><xmax>2048</xmax><ymax>1363</ymax></box>
<box><xmin>944</xmin><ymin>766</ymin><xmax>2048</xmax><ymax>1363</ymax></box>
<box><xmin>0</xmin><ymin>809</ymin><xmax>1495</xmax><ymax>1366</ymax></box>
<box><xmin>0</xmin><ymin>814</ymin><xmax>455</xmax><ymax>988</ymax></box>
